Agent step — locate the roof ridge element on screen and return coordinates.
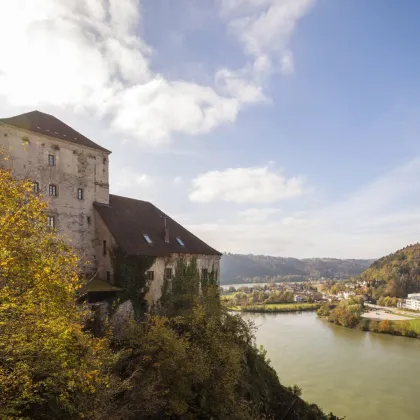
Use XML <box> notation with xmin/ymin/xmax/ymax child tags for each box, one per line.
<box><xmin>0</xmin><ymin>110</ymin><xmax>111</xmax><ymax>154</ymax></box>
<box><xmin>95</xmin><ymin>195</ymin><xmax>221</xmax><ymax>257</ymax></box>
<box><xmin>109</xmin><ymin>194</ymin><xmax>152</xmax><ymax>205</ymax></box>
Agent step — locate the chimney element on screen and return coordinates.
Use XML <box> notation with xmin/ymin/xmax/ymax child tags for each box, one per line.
<box><xmin>164</xmin><ymin>217</ymin><xmax>169</xmax><ymax>243</ymax></box>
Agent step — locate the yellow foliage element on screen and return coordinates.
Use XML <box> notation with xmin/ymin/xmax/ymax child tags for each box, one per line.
<box><xmin>0</xmin><ymin>169</ymin><xmax>112</xmax><ymax>418</ymax></box>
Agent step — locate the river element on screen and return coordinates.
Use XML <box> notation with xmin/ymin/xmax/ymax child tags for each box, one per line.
<box><xmin>242</xmin><ymin>311</ymin><xmax>420</xmax><ymax>420</ymax></box>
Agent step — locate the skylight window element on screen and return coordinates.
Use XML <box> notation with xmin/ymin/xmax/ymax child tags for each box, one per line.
<box><xmin>176</xmin><ymin>237</ymin><xmax>184</xmax><ymax>246</ymax></box>
<box><xmin>143</xmin><ymin>234</ymin><xmax>153</xmax><ymax>244</ymax></box>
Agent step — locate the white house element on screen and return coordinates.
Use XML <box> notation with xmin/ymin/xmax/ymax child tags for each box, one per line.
<box><xmin>398</xmin><ymin>293</ymin><xmax>420</xmax><ymax>311</ymax></box>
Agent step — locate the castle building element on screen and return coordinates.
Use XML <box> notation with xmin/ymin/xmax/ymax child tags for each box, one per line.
<box><xmin>0</xmin><ymin>111</ymin><xmax>221</xmax><ymax>304</ymax></box>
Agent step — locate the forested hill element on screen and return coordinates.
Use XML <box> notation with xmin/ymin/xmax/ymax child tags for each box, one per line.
<box><xmin>220</xmin><ymin>253</ymin><xmax>373</xmax><ymax>284</ymax></box>
<box><xmin>360</xmin><ymin>243</ymin><xmax>420</xmax><ymax>297</ymax></box>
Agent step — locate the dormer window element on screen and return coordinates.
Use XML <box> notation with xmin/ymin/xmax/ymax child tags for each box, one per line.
<box><xmin>143</xmin><ymin>234</ymin><xmax>152</xmax><ymax>244</ymax></box>
<box><xmin>48</xmin><ymin>154</ymin><xmax>55</xmax><ymax>166</ymax></box>
<box><xmin>176</xmin><ymin>237</ymin><xmax>184</xmax><ymax>246</ymax></box>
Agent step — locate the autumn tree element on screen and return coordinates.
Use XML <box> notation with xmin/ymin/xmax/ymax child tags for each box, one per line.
<box><xmin>377</xmin><ymin>320</ymin><xmax>393</xmax><ymax>334</ymax></box>
<box><xmin>0</xmin><ymin>169</ymin><xmax>112</xmax><ymax>419</ymax></box>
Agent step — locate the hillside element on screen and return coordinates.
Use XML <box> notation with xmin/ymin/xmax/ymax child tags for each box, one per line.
<box><xmin>360</xmin><ymin>243</ymin><xmax>420</xmax><ymax>297</ymax></box>
<box><xmin>220</xmin><ymin>253</ymin><xmax>373</xmax><ymax>284</ymax></box>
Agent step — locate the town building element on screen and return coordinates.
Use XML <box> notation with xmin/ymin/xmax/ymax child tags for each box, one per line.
<box><xmin>398</xmin><ymin>293</ymin><xmax>420</xmax><ymax>311</ymax></box>
<box><xmin>0</xmin><ymin>110</ymin><xmax>221</xmax><ymax>304</ymax></box>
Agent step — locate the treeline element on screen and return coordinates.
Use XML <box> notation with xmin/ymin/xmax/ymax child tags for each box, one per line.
<box><xmin>376</xmin><ymin>296</ymin><xmax>398</xmax><ymax>307</ymax></box>
<box><xmin>240</xmin><ymin>304</ymin><xmax>320</xmax><ymax>313</ymax></box>
<box><xmin>0</xmin><ymin>169</ymin><xmax>340</xmax><ymax>420</ymax></box>
<box><xmin>360</xmin><ymin>243</ymin><xmax>420</xmax><ymax>297</ymax></box>
<box><xmin>221</xmin><ymin>253</ymin><xmax>372</xmax><ymax>284</ymax></box>
<box><xmin>230</xmin><ymin>290</ymin><xmax>296</xmax><ymax>306</ymax></box>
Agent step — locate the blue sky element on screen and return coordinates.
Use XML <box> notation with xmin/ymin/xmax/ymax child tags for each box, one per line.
<box><xmin>1</xmin><ymin>0</ymin><xmax>420</xmax><ymax>258</ymax></box>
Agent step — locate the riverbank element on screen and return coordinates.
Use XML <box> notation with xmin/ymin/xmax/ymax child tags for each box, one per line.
<box><xmin>317</xmin><ymin>301</ymin><xmax>420</xmax><ymax>339</ymax></box>
<box><xmin>230</xmin><ymin>302</ymin><xmax>320</xmax><ymax>313</ymax></box>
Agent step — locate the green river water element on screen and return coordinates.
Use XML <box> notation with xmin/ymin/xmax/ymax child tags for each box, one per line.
<box><xmin>243</xmin><ymin>311</ymin><xmax>420</xmax><ymax>420</ymax></box>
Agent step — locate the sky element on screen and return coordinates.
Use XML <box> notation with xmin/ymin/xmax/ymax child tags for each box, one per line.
<box><xmin>1</xmin><ymin>0</ymin><xmax>420</xmax><ymax>259</ymax></box>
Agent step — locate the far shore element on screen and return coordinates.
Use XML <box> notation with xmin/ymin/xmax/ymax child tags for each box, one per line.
<box><xmin>229</xmin><ymin>302</ymin><xmax>320</xmax><ymax>313</ymax></box>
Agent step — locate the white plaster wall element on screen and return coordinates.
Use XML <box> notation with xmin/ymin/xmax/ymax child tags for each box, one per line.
<box><xmin>146</xmin><ymin>253</ymin><xmax>221</xmax><ymax>304</ymax></box>
<box><xmin>0</xmin><ymin>123</ymin><xmax>110</xmax><ymax>269</ymax></box>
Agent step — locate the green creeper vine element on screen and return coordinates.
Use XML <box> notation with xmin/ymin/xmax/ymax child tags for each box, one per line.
<box><xmin>109</xmin><ymin>246</ymin><xmax>155</xmax><ymax>321</ymax></box>
<box><xmin>159</xmin><ymin>256</ymin><xmax>220</xmax><ymax>316</ymax></box>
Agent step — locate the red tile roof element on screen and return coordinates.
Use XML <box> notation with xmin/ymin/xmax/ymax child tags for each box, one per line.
<box><xmin>0</xmin><ymin>110</ymin><xmax>110</xmax><ymax>153</ymax></box>
<box><xmin>94</xmin><ymin>194</ymin><xmax>221</xmax><ymax>257</ymax></box>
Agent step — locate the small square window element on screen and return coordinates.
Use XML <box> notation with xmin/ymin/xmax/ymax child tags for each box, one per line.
<box><xmin>33</xmin><ymin>182</ymin><xmax>39</xmax><ymax>193</ymax></box>
<box><xmin>143</xmin><ymin>234</ymin><xmax>153</xmax><ymax>244</ymax></box>
<box><xmin>77</xmin><ymin>188</ymin><xmax>83</xmax><ymax>200</ymax></box>
<box><xmin>201</xmin><ymin>268</ymin><xmax>209</xmax><ymax>281</ymax></box>
<box><xmin>103</xmin><ymin>240</ymin><xmax>107</xmax><ymax>256</ymax></box>
<box><xmin>48</xmin><ymin>184</ymin><xmax>57</xmax><ymax>196</ymax></box>
<box><xmin>147</xmin><ymin>270</ymin><xmax>154</xmax><ymax>281</ymax></box>
<box><xmin>87</xmin><ymin>216</ymin><xmax>91</xmax><ymax>225</ymax></box>
<box><xmin>47</xmin><ymin>215</ymin><xmax>55</xmax><ymax>228</ymax></box>
<box><xmin>165</xmin><ymin>267</ymin><xmax>172</xmax><ymax>279</ymax></box>
<box><xmin>48</xmin><ymin>154</ymin><xmax>55</xmax><ymax>166</ymax></box>
<box><xmin>176</xmin><ymin>237</ymin><xmax>184</xmax><ymax>246</ymax></box>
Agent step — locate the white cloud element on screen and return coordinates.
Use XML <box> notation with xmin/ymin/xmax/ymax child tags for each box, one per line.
<box><xmin>280</xmin><ymin>50</ymin><xmax>294</xmax><ymax>75</ymax></box>
<box><xmin>187</xmin><ymin>156</ymin><xmax>420</xmax><ymax>258</ymax></box>
<box><xmin>109</xmin><ymin>77</ymin><xmax>240</xmax><ymax>145</ymax></box>
<box><xmin>189</xmin><ymin>166</ymin><xmax>305</xmax><ymax>203</ymax></box>
<box><xmin>238</xmin><ymin>207</ymin><xmax>281</xmax><ymax>222</ymax></box>
<box><xmin>112</xmin><ymin>168</ymin><xmax>153</xmax><ymax>192</ymax></box>
<box><xmin>0</xmin><ymin>0</ymin><xmax>313</xmax><ymax>144</ymax></box>
<box><xmin>220</xmin><ymin>0</ymin><xmax>314</xmax><ymax>54</ymax></box>
<box><xmin>215</xmin><ymin>68</ymin><xmax>267</xmax><ymax>104</ymax></box>
<box><xmin>0</xmin><ymin>0</ymin><xmax>245</xmax><ymax>144</ymax></box>
<box><xmin>218</xmin><ymin>0</ymin><xmax>315</xmax><ymax>76</ymax></box>
<box><xmin>173</xmin><ymin>176</ymin><xmax>183</xmax><ymax>184</ymax></box>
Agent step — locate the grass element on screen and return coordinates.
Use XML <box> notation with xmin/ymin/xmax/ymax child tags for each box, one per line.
<box><xmin>220</xmin><ymin>292</ymin><xmax>236</xmax><ymax>300</ymax></box>
<box><xmin>386</xmin><ymin>318</ymin><xmax>420</xmax><ymax>336</ymax></box>
<box><xmin>408</xmin><ymin>319</ymin><xmax>420</xmax><ymax>333</ymax></box>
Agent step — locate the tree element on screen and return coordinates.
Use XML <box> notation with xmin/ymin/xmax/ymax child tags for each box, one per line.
<box><xmin>0</xmin><ymin>169</ymin><xmax>111</xmax><ymax>419</ymax></box>
<box><xmin>377</xmin><ymin>320</ymin><xmax>393</xmax><ymax>334</ymax></box>
<box><xmin>369</xmin><ymin>320</ymin><xmax>379</xmax><ymax>332</ymax></box>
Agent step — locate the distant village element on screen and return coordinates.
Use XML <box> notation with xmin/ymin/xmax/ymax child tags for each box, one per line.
<box><xmin>221</xmin><ymin>278</ymin><xmax>420</xmax><ymax>311</ymax></box>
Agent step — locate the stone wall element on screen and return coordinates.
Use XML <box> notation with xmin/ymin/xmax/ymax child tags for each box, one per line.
<box><xmin>93</xmin><ymin>208</ymin><xmax>117</xmax><ymax>280</ymax></box>
<box><xmin>0</xmin><ymin>122</ymin><xmax>110</xmax><ymax>269</ymax></box>
<box><xmin>145</xmin><ymin>253</ymin><xmax>221</xmax><ymax>304</ymax></box>
<box><xmin>94</xmin><ymin>219</ymin><xmax>221</xmax><ymax>304</ymax></box>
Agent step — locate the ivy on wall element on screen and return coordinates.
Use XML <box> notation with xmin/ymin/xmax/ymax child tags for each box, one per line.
<box><xmin>159</xmin><ymin>256</ymin><xmax>220</xmax><ymax>316</ymax></box>
<box><xmin>109</xmin><ymin>246</ymin><xmax>155</xmax><ymax>321</ymax></box>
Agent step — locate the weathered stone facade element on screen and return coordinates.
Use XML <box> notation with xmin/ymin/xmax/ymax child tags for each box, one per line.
<box><xmin>0</xmin><ymin>121</ymin><xmax>110</xmax><ymax>269</ymax></box>
<box><xmin>94</xmin><ymin>209</ymin><xmax>220</xmax><ymax>303</ymax></box>
<box><xmin>1</xmin><ymin>111</ymin><xmax>221</xmax><ymax>304</ymax></box>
